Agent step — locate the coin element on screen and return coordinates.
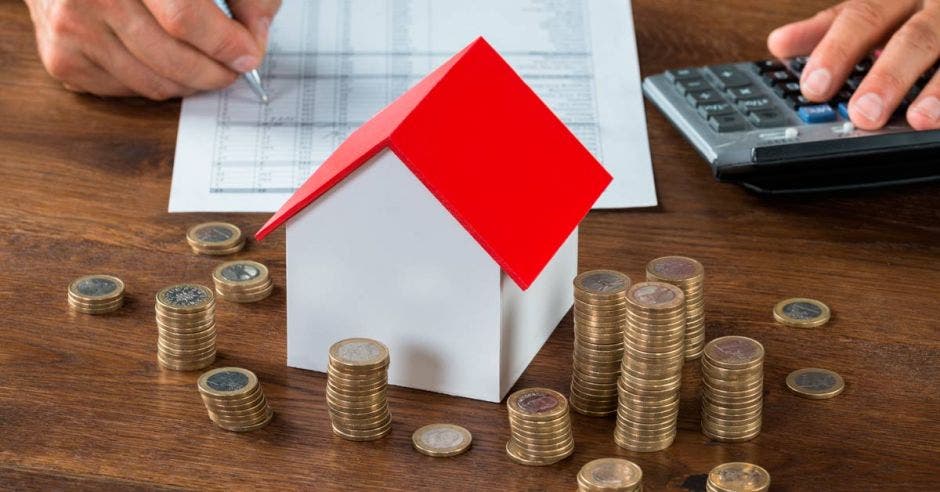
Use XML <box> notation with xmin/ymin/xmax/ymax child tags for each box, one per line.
<box><xmin>706</xmin><ymin>462</ymin><xmax>770</xmax><ymax>492</ymax></box>
<box><xmin>786</xmin><ymin>368</ymin><xmax>844</xmax><ymax>399</ymax></box>
<box><xmin>701</xmin><ymin>336</ymin><xmax>763</xmax><ymax>443</ymax></box>
<box><xmin>196</xmin><ymin>367</ymin><xmax>273</xmax><ymax>432</ymax></box>
<box><xmin>326</xmin><ymin>337</ymin><xmax>392</xmax><ymax>441</ymax></box>
<box><xmin>67</xmin><ymin>274</ymin><xmax>125</xmax><ymax>314</ymax></box>
<box><xmin>646</xmin><ymin>256</ymin><xmax>705</xmax><ymax>360</ymax></box>
<box><xmin>212</xmin><ymin>260</ymin><xmax>274</xmax><ymax>303</ymax></box>
<box><xmin>773</xmin><ymin>297</ymin><xmax>830</xmax><ymax>328</ymax></box>
<box><xmin>505</xmin><ymin>388</ymin><xmax>574</xmax><ymax>466</ymax></box>
<box><xmin>186</xmin><ymin>222</ymin><xmax>245</xmax><ymax>255</ymax></box>
<box><xmin>411</xmin><ymin>423</ymin><xmax>472</xmax><ymax>457</ymax></box>
<box><xmin>155</xmin><ymin>283</ymin><xmax>216</xmax><ymax>371</ymax></box>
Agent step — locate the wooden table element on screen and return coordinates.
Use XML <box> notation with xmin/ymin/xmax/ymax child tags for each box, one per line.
<box><xmin>2</xmin><ymin>0</ymin><xmax>938</xmax><ymax>489</ymax></box>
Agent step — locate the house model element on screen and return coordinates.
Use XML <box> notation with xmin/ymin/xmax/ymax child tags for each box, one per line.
<box><xmin>256</xmin><ymin>38</ymin><xmax>611</xmax><ymax>402</ymax></box>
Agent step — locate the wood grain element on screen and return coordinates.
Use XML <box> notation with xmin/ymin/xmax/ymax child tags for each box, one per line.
<box><xmin>1</xmin><ymin>0</ymin><xmax>938</xmax><ymax>490</ymax></box>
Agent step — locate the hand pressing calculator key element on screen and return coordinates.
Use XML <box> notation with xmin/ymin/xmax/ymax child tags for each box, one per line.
<box><xmin>643</xmin><ymin>55</ymin><xmax>940</xmax><ymax>194</ymax></box>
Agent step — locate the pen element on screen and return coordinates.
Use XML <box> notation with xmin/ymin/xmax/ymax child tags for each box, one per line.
<box><xmin>213</xmin><ymin>0</ymin><xmax>270</xmax><ymax>103</ymax></box>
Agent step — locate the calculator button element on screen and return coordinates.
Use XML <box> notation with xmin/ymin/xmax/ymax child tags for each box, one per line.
<box><xmin>687</xmin><ymin>90</ymin><xmax>724</xmax><ymax>106</ymax></box>
<box><xmin>773</xmin><ymin>81</ymin><xmax>802</xmax><ymax>97</ymax></box>
<box><xmin>763</xmin><ymin>70</ymin><xmax>795</xmax><ymax>85</ymax></box>
<box><xmin>844</xmin><ymin>76</ymin><xmax>863</xmax><ymax>90</ymax></box>
<box><xmin>833</xmin><ymin>89</ymin><xmax>853</xmax><ymax>102</ymax></box>
<box><xmin>748</xmin><ymin>109</ymin><xmax>787</xmax><ymax>128</ymax></box>
<box><xmin>837</xmin><ymin>102</ymin><xmax>850</xmax><ymax>119</ymax></box>
<box><xmin>754</xmin><ymin>60</ymin><xmax>784</xmax><ymax>73</ymax></box>
<box><xmin>852</xmin><ymin>60</ymin><xmax>871</xmax><ymax>75</ymax></box>
<box><xmin>790</xmin><ymin>56</ymin><xmax>808</xmax><ymax>72</ymax></box>
<box><xmin>666</xmin><ymin>68</ymin><xmax>699</xmax><ymax>82</ymax></box>
<box><xmin>727</xmin><ymin>85</ymin><xmax>760</xmax><ymax>100</ymax></box>
<box><xmin>708</xmin><ymin>113</ymin><xmax>748</xmax><ymax>132</ymax></box>
<box><xmin>785</xmin><ymin>94</ymin><xmax>811</xmax><ymax>109</ymax></box>
<box><xmin>798</xmin><ymin>104</ymin><xmax>837</xmax><ymax>123</ymax></box>
<box><xmin>737</xmin><ymin>96</ymin><xmax>773</xmax><ymax>113</ymax></box>
<box><xmin>675</xmin><ymin>78</ymin><xmax>710</xmax><ymax>95</ymax></box>
<box><xmin>697</xmin><ymin>102</ymin><xmax>735</xmax><ymax>118</ymax></box>
<box><xmin>709</xmin><ymin>65</ymin><xmax>751</xmax><ymax>89</ymax></box>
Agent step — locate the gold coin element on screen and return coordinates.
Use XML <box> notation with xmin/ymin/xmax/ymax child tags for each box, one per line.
<box><xmin>411</xmin><ymin>423</ymin><xmax>472</xmax><ymax>457</ymax></box>
<box><xmin>707</xmin><ymin>462</ymin><xmax>770</xmax><ymax>492</ymax></box>
<box><xmin>773</xmin><ymin>298</ymin><xmax>830</xmax><ymax>328</ymax></box>
<box><xmin>703</xmin><ymin>336</ymin><xmax>764</xmax><ymax>369</ymax></box>
<box><xmin>68</xmin><ymin>274</ymin><xmax>125</xmax><ymax>301</ymax></box>
<box><xmin>156</xmin><ymin>284</ymin><xmax>214</xmax><ymax>313</ymax></box>
<box><xmin>186</xmin><ymin>222</ymin><xmax>244</xmax><ymax>252</ymax></box>
<box><xmin>646</xmin><ymin>256</ymin><xmax>703</xmax><ymax>282</ymax></box>
<box><xmin>507</xmin><ymin>388</ymin><xmax>568</xmax><ymax>421</ymax></box>
<box><xmin>197</xmin><ymin>367</ymin><xmax>258</xmax><ymax>398</ymax></box>
<box><xmin>328</xmin><ymin>338</ymin><xmax>389</xmax><ymax>371</ymax></box>
<box><xmin>574</xmin><ymin>270</ymin><xmax>631</xmax><ymax>297</ymax></box>
<box><xmin>786</xmin><ymin>367</ymin><xmax>844</xmax><ymax>399</ymax></box>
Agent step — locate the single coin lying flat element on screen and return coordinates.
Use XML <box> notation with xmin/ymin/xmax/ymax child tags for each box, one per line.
<box><xmin>773</xmin><ymin>297</ymin><xmax>830</xmax><ymax>328</ymax></box>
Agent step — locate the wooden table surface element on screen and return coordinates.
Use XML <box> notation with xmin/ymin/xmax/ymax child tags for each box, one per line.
<box><xmin>2</xmin><ymin>0</ymin><xmax>938</xmax><ymax>490</ymax></box>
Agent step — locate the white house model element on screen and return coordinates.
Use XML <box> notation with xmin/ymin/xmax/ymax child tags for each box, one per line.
<box><xmin>256</xmin><ymin>38</ymin><xmax>611</xmax><ymax>402</ymax></box>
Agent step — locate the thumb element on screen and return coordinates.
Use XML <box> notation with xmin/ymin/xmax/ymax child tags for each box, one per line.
<box><xmin>229</xmin><ymin>0</ymin><xmax>282</xmax><ymax>51</ymax></box>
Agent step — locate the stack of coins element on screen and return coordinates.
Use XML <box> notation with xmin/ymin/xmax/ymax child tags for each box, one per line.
<box><xmin>706</xmin><ymin>462</ymin><xmax>770</xmax><ymax>492</ymax></box>
<box><xmin>155</xmin><ymin>284</ymin><xmax>216</xmax><ymax>371</ymax></box>
<box><xmin>197</xmin><ymin>367</ymin><xmax>274</xmax><ymax>432</ymax></box>
<box><xmin>212</xmin><ymin>260</ymin><xmax>274</xmax><ymax>303</ymax></box>
<box><xmin>67</xmin><ymin>275</ymin><xmax>125</xmax><ymax>314</ymax></box>
<box><xmin>505</xmin><ymin>388</ymin><xmax>575</xmax><ymax>466</ymax></box>
<box><xmin>571</xmin><ymin>270</ymin><xmax>632</xmax><ymax>416</ymax></box>
<box><xmin>186</xmin><ymin>222</ymin><xmax>245</xmax><ymax>255</ymax></box>
<box><xmin>701</xmin><ymin>336</ymin><xmax>764</xmax><ymax>442</ymax></box>
<box><xmin>646</xmin><ymin>256</ymin><xmax>705</xmax><ymax>359</ymax></box>
<box><xmin>577</xmin><ymin>458</ymin><xmax>643</xmax><ymax>491</ymax></box>
<box><xmin>615</xmin><ymin>282</ymin><xmax>686</xmax><ymax>452</ymax></box>
<box><xmin>411</xmin><ymin>423</ymin><xmax>473</xmax><ymax>457</ymax></box>
<box><xmin>773</xmin><ymin>297</ymin><xmax>830</xmax><ymax>328</ymax></box>
<box><xmin>326</xmin><ymin>338</ymin><xmax>392</xmax><ymax>441</ymax></box>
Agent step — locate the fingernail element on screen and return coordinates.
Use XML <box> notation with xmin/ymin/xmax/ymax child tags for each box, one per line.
<box><xmin>911</xmin><ymin>96</ymin><xmax>940</xmax><ymax>123</ymax></box>
<box><xmin>232</xmin><ymin>55</ymin><xmax>259</xmax><ymax>73</ymax></box>
<box><xmin>802</xmin><ymin>68</ymin><xmax>831</xmax><ymax>98</ymax></box>
<box><xmin>854</xmin><ymin>93</ymin><xmax>884</xmax><ymax>122</ymax></box>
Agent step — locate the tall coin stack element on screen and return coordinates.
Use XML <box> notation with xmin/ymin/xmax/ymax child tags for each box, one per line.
<box><xmin>505</xmin><ymin>388</ymin><xmax>575</xmax><ymax>466</ymax></box>
<box><xmin>197</xmin><ymin>367</ymin><xmax>274</xmax><ymax>432</ymax></box>
<box><xmin>646</xmin><ymin>256</ymin><xmax>705</xmax><ymax>359</ymax></box>
<box><xmin>326</xmin><ymin>338</ymin><xmax>392</xmax><ymax>441</ymax></box>
<box><xmin>615</xmin><ymin>282</ymin><xmax>686</xmax><ymax>452</ymax></box>
<box><xmin>155</xmin><ymin>284</ymin><xmax>217</xmax><ymax>371</ymax></box>
<box><xmin>571</xmin><ymin>270</ymin><xmax>632</xmax><ymax>416</ymax></box>
<box><xmin>212</xmin><ymin>260</ymin><xmax>274</xmax><ymax>303</ymax></box>
<box><xmin>701</xmin><ymin>336</ymin><xmax>764</xmax><ymax>442</ymax></box>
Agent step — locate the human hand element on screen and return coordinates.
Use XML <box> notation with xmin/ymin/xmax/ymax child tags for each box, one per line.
<box><xmin>24</xmin><ymin>0</ymin><xmax>281</xmax><ymax>100</ymax></box>
<box><xmin>768</xmin><ymin>0</ymin><xmax>939</xmax><ymax>130</ymax></box>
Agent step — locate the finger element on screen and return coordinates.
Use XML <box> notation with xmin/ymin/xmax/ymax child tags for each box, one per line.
<box><xmin>907</xmin><ymin>70</ymin><xmax>940</xmax><ymax>130</ymax></box>
<box><xmin>60</xmin><ymin>55</ymin><xmax>135</xmax><ymax>97</ymax></box>
<box><xmin>106</xmin><ymin>0</ymin><xmax>238</xmax><ymax>90</ymax></box>
<box><xmin>142</xmin><ymin>0</ymin><xmax>262</xmax><ymax>73</ymax></box>
<box><xmin>800</xmin><ymin>0</ymin><xmax>919</xmax><ymax>102</ymax></box>
<box><xmin>767</xmin><ymin>5</ymin><xmax>840</xmax><ymax>58</ymax></box>
<box><xmin>849</xmin><ymin>5</ymin><xmax>940</xmax><ymax>129</ymax></box>
<box><xmin>228</xmin><ymin>0</ymin><xmax>282</xmax><ymax>50</ymax></box>
<box><xmin>86</xmin><ymin>30</ymin><xmax>193</xmax><ymax>100</ymax></box>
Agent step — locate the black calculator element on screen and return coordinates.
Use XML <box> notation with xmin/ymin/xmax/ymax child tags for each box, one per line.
<box><xmin>642</xmin><ymin>56</ymin><xmax>940</xmax><ymax>194</ymax></box>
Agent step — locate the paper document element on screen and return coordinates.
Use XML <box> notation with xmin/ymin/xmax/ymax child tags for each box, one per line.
<box><xmin>169</xmin><ymin>0</ymin><xmax>655</xmax><ymax>212</ymax></box>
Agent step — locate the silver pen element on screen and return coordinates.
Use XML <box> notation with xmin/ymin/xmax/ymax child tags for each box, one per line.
<box><xmin>213</xmin><ymin>0</ymin><xmax>269</xmax><ymax>103</ymax></box>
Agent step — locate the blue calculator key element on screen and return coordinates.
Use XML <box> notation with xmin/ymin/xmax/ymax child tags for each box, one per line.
<box><xmin>837</xmin><ymin>102</ymin><xmax>849</xmax><ymax>119</ymax></box>
<box><xmin>798</xmin><ymin>104</ymin><xmax>837</xmax><ymax>123</ymax></box>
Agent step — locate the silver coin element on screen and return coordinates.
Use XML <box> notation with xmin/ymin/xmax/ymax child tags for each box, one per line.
<box><xmin>207</xmin><ymin>370</ymin><xmax>250</xmax><ymax>391</ymax></box>
<box><xmin>75</xmin><ymin>277</ymin><xmax>118</xmax><ymax>297</ymax></box>
<box><xmin>162</xmin><ymin>285</ymin><xmax>210</xmax><ymax>307</ymax></box>
<box><xmin>194</xmin><ymin>224</ymin><xmax>235</xmax><ymax>243</ymax></box>
<box><xmin>581</xmin><ymin>271</ymin><xmax>628</xmax><ymax>294</ymax></box>
<box><xmin>336</xmin><ymin>340</ymin><xmax>382</xmax><ymax>364</ymax></box>
<box><xmin>782</xmin><ymin>301</ymin><xmax>823</xmax><ymax>320</ymax></box>
<box><xmin>221</xmin><ymin>263</ymin><xmax>261</xmax><ymax>282</ymax></box>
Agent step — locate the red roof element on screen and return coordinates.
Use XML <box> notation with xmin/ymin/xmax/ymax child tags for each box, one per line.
<box><xmin>256</xmin><ymin>37</ymin><xmax>611</xmax><ymax>290</ymax></box>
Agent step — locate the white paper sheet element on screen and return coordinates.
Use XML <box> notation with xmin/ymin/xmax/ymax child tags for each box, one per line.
<box><xmin>169</xmin><ymin>0</ymin><xmax>655</xmax><ymax>212</ymax></box>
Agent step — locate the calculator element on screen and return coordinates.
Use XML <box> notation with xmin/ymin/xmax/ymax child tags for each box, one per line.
<box><xmin>642</xmin><ymin>56</ymin><xmax>940</xmax><ymax>194</ymax></box>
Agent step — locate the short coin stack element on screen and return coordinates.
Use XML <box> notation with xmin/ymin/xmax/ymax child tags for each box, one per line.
<box><xmin>212</xmin><ymin>260</ymin><xmax>274</xmax><ymax>303</ymax></box>
<box><xmin>577</xmin><ymin>458</ymin><xmax>643</xmax><ymax>491</ymax></box>
<box><xmin>155</xmin><ymin>284</ymin><xmax>217</xmax><ymax>371</ymax></box>
<box><xmin>326</xmin><ymin>338</ymin><xmax>392</xmax><ymax>441</ymax></box>
<box><xmin>615</xmin><ymin>282</ymin><xmax>686</xmax><ymax>452</ymax></box>
<box><xmin>505</xmin><ymin>388</ymin><xmax>575</xmax><ymax>466</ymax></box>
<box><xmin>411</xmin><ymin>423</ymin><xmax>473</xmax><ymax>457</ymax></box>
<box><xmin>701</xmin><ymin>336</ymin><xmax>764</xmax><ymax>442</ymax></box>
<box><xmin>197</xmin><ymin>367</ymin><xmax>273</xmax><ymax>432</ymax></box>
<box><xmin>706</xmin><ymin>462</ymin><xmax>771</xmax><ymax>492</ymax></box>
<box><xmin>571</xmin><ymin>270</ymin><xmax>632</xmax><ymax>416</ymax></box>
<box><xmin>186</xmin><ymin>222</ymin><xmax>245</xmax><ymax>255</ymax></box>
<box><xmin>67</xmin><ymin>274</ymin><xmax>125</xmax><ymax>314</ymax></box>
<box><xmin>646</xmin><ymin>256</ymin><xmax>705</xmax><ymax>359</ymax></box>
